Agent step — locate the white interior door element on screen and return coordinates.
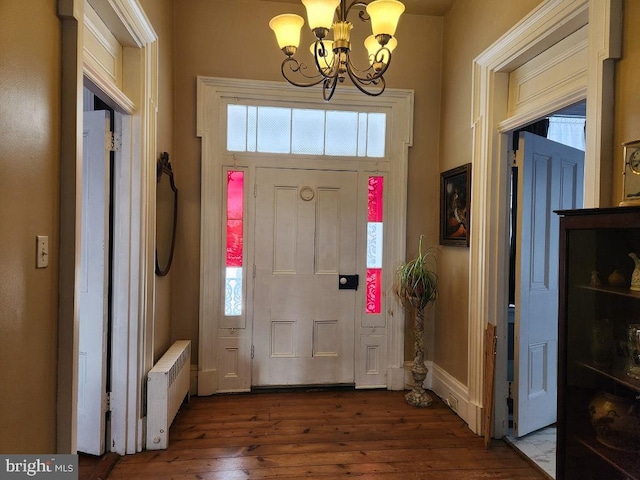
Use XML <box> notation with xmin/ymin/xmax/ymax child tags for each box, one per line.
<box><xmin>77</xmin><ymin>110</ymin><xmax>111</xmax><ymax>454</ymax></box>
<box><xmin>252</xmin><ymin>168</ymin><xmax>358</xmax><ymax>386</ymax></box>
<box><xmin>514</xmin><ymin>131</ymin><xmax>584</xmax><ymax>437</ymax></box>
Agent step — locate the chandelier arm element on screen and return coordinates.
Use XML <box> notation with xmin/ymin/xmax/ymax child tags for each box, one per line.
<box><xmin>344</xmin><ymin>1</ymin><xmax>370</xmax><ymax>21</ymax></box>
<box><xmin>374</xmin><ymin>47</ymin><xmax>392</xmax><ymax>74</ymax></box>
<box><xmin>281</xmin><ymin>57</ymin><xmax>330</xmax><ymax>88</ymax></box>
<box><xmin>346</xmin><ymin>63</ymin><xmax>385</xmax><ymax>82</ymax></box>
<box><xmin>322</xmin><ymin>75</ymin><xmax>340</xmax><ymax>102</ymax></box>
<box><xmin>346</xmin><ymin>65</ymin><xmax>386</xmax><ymax>96</ymax></box>
<box><xmin>345</xmin><ymin>49</ymin><xmax>391</xmax><ymax>82</ymax></box>
<box><xmin>312</xmin><ymin>41</ymin><xmax>336</xmax><ymax>79</ymax></box>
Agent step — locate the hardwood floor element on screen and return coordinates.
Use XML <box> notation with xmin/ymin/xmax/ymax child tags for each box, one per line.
<box><xmin>108</xmin><ymin>388</ymin><xmax>547</xmax><ymax>479</ymax></box>
<box><xmin>79</xmin><ymin>452</ymin><xmax>120</xmax><ymax>480</ymax></box>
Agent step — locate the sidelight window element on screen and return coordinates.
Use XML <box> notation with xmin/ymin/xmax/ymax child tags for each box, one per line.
<box><xmin>366</xmin><ymin>175</ymin><xmax>384</xmax><ymax>314</ymax></box>
<box><xmin>225</xmin><ymin>170</ymin><xmax>244</xmax><ymax>316</ymax></box>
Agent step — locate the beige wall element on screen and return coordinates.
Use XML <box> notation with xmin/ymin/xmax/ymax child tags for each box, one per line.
<box><xmin>171</xmin><ymin>0</ymin><xmax>444</xmax><ymax>361</ymax></box>
<box><xmin>0</xmin><ymin>0</ymin><xmax>61</xmax><ymax>453</ymax></box>
<box><xmin>435</xmin><ymin>0</ymin><xmax>544</xmax><ymax>383</ymax></box>
<box><xmin>614</xmin><ymin>0</ymin><xmax>640</xmax><ymax>206</ymax></box>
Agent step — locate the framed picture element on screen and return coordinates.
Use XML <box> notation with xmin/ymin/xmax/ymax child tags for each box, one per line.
<box><xmin>440</xmin><ymin>163</ymin><xmax>471</xmax><ymax>247</ymax></box>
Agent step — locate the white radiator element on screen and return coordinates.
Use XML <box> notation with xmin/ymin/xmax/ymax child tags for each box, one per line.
<box><xmin>146</xmin><ymin>340</ymin><xmax>191</xmax><ymax>450</ymax></box>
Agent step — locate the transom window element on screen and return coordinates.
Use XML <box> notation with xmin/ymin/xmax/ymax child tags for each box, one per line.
<box><xmin>227</xmin><ymin>105</ymin><xmax>386</xmax><ymax>157</ymax></box>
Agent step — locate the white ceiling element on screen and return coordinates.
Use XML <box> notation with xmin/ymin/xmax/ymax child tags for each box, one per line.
<box><xmin>258</xmin><ymin>0</ymin><xmax>456</xmax><ymax>16</ymax></box>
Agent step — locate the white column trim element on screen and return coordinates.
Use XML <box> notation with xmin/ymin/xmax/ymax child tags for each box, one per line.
<box><xmin>584</xmin><ymin>0</ymin><xmax>622</xmax><ymax>207</ymax></box>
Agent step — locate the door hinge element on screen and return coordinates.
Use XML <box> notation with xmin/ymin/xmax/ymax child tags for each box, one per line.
<box><xmin>251</xmin><ymin>345</ymin><xmax>255</xmax><ymax>359</ymax></box>
<box><xmin>108</xmin><ymin>131</ymin><xmax>121</xmax><ymax>152</ymax></box>
<box><xmin>253</xmin><ymin>264</ymin><xmax>256</xmax><ymax>279</ymax></box>
<box><xmin>105</xmin><ymin>391</ymin><xmax>112</xmax><ymax>412</ymax></box>
<box><xmin>254</xmin><ymin>183</ymin><xmax>257</xmax><ymax>198</ymax></box>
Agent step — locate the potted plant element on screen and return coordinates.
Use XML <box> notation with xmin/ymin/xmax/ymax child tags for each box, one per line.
<box><xmin>393</xmin><ymin>235</ymin><xmax>439</xmax><ymax>407</ymax></box>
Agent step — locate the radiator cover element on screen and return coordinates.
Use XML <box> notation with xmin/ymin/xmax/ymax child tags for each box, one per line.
<box><xmin>146</xmin><ymin>340</ymin><xmax>191</xmax><ymax>450</ymax></box>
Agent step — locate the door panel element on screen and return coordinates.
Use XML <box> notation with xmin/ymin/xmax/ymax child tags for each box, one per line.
<box><xmin>514</xmin><ymin>131</ymin><xmax>584</xmax><ymax>437</ymax></box>
<box><xmin>252</xmin><ymin>168</ymin><xmax>358</xmax><ymax>386</ymax></box>
<box><xmin>77</xmin><ymin>110</ymin><xmax>111</xmax><ymax>454</ymax></box>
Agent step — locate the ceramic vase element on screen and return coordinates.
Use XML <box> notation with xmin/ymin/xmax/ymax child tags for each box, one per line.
<box><xmin>608</xmin><ymin>269</ymin><xmax>626</xmax><ymax>287</ymax></box>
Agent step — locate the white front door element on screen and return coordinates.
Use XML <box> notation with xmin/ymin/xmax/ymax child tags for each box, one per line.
<box><xmin>252</xmin><ymin>168</ymin><xmax>358</xmax><ymax>386</ymax></box>
<box><xmin>514</xmin><ymin>131</ymin><xmax>584</xmax><ymax>437</ymax></box>
<box><xmin>77</xmin><ymin>110</ymin><xmax>111</xmax><ymax>454</ymax></box>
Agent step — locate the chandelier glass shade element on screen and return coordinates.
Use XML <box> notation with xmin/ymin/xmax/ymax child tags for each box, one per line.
<box><xmin>269</xmin><ymin>0</ymin><xmax>405</xmax><ymax>101</ymax></box>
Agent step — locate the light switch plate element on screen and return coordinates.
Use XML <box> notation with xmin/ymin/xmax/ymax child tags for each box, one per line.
<box><xmin>36</xmin><ymin>235</ymin><xmax>49</xmax><ymax>268</ymax></box>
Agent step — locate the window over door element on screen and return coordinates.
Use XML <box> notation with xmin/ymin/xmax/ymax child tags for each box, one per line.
<box><xmin>226</xmin><ymin>105</ymin><xmax>386</xmax><ymax>158</ymax></box>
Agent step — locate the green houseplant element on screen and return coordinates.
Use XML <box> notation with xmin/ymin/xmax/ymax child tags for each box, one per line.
<box><xmin>393</xmin><ymin>235</ymin><xmax>439</xmax><ymax>407</ymax></box>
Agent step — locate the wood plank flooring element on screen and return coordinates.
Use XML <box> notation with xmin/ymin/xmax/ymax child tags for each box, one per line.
<box><xmin>108</xmin><ymin>389</ymin><xmax>547</xmax><ymax>479</ymax></box>
<box><xmin>79</xmin><ymin>452</ymin><xmax>119</xmax><ymax>480</ymax></box>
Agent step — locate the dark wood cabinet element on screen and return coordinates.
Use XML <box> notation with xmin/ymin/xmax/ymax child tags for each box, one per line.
<box><xmin>557</xmin><ymin>207</ymin><xmax>640</xmax><ymax>480</ymax></box>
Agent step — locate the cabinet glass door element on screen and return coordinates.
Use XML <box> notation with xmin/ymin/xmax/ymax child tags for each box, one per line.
<box><xmin>558</xmin><ymin>207</ymin><xmax>640</xmax><ymax>480</ymax></box>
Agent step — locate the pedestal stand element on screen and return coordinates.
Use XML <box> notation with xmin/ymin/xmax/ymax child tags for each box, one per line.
<box><xmin>405</xmin><ymin>308</ymin><xmax>433</xmax><ymax>407</ymax></box>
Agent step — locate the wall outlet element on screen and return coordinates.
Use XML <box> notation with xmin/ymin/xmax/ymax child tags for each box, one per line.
<box><xmin>447</xmin><ymin>393</ymin><xmax>459</xmax><ymax>413</ymax></box>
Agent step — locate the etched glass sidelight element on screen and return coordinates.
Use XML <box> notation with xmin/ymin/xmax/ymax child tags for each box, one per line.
<box><xmin>366</xmin><ymin>176</ymin><xmax>384</xmax><ymax>314</ymax></box>
<box><xmin>225</xmin><ymin>170</ymin><xmax>244</xmax><ymax>316</ymax></box>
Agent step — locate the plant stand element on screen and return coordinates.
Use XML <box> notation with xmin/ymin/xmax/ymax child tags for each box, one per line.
<box><xmin>405</xmin><ymin>308</ymin><xmax>433</xmax><ymax>407</ymax></box>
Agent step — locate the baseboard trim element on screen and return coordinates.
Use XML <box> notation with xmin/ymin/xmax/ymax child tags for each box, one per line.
<box><xmin>429</xmin><ymin>362</ymin><xmax>472</xmax><ymax>428</ymax></box>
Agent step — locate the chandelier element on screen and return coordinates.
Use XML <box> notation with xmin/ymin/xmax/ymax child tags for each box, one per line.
<box><xmin>269</xmin><ymin>0</ymin><xmax>405</xmax><ymax>101</ymax></box>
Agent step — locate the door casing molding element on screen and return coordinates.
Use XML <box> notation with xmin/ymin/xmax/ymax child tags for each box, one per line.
<box><xmin>196</xmin><ymin>77</ymin><xmax>414</xmax><ymax>395</ymax></box>
<box><xmin>467</xmin><ymin>0</ymin><xmax>621</xmax><ymax>437</ymax></box>
<box><xmin>57</xmin><ymin>0</ymin><xmax>157</xmax><ymax>454</ymax></box>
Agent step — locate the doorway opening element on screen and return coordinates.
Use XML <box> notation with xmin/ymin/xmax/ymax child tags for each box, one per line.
<box><xmin>505</xmin><ymin>101</ymin><xmax>586</xmax><ymax>478</ymax></box>
<box><xmin>93</xmin><ymin>93</ymin><xmax>115</xmax><ymax>418</ymax></box>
